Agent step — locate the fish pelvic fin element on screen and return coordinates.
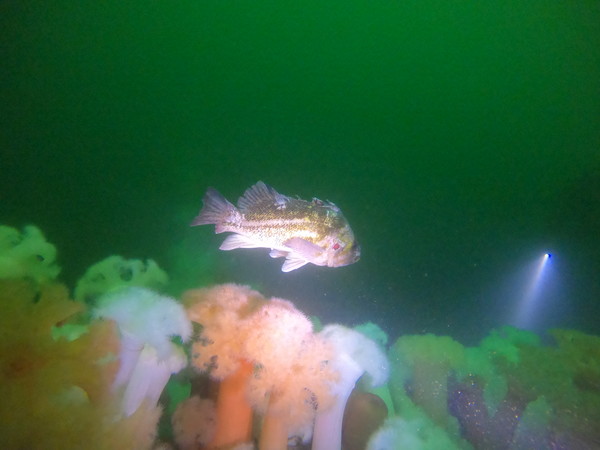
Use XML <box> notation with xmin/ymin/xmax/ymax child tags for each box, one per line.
<box><xmin>191</xmin><ymin>187</ymin><xmax>240</xmax><ymax>232</ymax></box>
<box><xmin>281</xmin><ymin>253</ymin><xmax>310</xmax><ymax>272</ymax></box>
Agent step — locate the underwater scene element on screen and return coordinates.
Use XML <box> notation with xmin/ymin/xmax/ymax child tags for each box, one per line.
<box><xmin>1</xmin><ymin>1</ymin><xmax>599</xmax><ymax>449</ymax></box>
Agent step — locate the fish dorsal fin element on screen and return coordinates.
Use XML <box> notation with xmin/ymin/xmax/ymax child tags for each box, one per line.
<box><xmin>281</xmin><ymin>254</ymin><xmax>310</xmax><ymax>272</ymax></box>
<box><xmin>238</xmin><ymin>181</ymin><xmax>289</xmax><ymax>211</ymax></box>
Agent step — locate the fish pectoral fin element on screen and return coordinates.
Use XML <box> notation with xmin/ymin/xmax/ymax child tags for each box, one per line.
<box><xmin>269</xmin><ymin>249</ymin><xmax>288</xmax><ymax>259</ymax></box>
<box><xmin>281</xmin><ymin>253</ymin><xmax>310</xmax><ymax>272</ymax></box>
<box><xmin>219</xmin><ymin>234</ymin><xmax>261</xmax><ymax>251</ymax></box>
<box><xmin>283</xmin><ymin>237</ymin><xmax>325</xmax><ymax>260</ymax></box>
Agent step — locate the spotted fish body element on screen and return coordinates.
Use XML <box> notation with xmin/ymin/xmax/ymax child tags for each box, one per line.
<box><xmin>191</xmin><ymin>181</ymin><xmax>360</xmax><ymax>272</ymax></box>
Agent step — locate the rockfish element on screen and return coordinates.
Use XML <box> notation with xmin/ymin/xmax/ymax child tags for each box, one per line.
<box><xmin>191</xmin><ymin>181</ymin><xmax>360</xmax><ymax>272</ymax></box>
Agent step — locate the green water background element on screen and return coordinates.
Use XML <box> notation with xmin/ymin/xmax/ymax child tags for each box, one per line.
<box><xmin>2</xmin><ymin>0</ymin><xmax>599</xmax><ymax>342</ymax></box>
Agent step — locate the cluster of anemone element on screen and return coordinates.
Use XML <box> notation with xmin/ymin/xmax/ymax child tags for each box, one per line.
<box><xmin>0</xmin><ymin>226</ymin><xmax>191</xmax><ymax>448</ymax></box>
<box><xmin>181</xmin><ymin>284</ymin><xmax>390</xmax><ymax>449</ymax></box>
<box><xmin>2</xmin><ymin>223</ymin><xmax>599</xmax><ymax>449</ymax></box>
<box><xmin>0</xmin><ymin>224</ymin><xmax>392</xmax><ymax>449</ymax></box>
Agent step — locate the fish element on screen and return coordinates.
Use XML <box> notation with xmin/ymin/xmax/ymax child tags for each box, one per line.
<box><xmin>191</xmin><ymin>181</ymin><xmax>361</xmax><ymax>272</ymax></box>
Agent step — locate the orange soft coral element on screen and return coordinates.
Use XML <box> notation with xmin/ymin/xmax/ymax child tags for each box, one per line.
<box><xmin>184</xmin><ymin>284</ymin><xmax>267</xmax><ymax>378</ymax></box>
<box><xmin>184</xmin><ymin>284</ymin><xmax>267</xmax><ymax>448</ymax></box>
<box><xmin>0</xmin><ymin>280</ymin><xmax>161</xmax><ymax>449</ymax></box>
<box><xmin>243</xmin><ymin>298</ymin><xmax>337</xmax><ymax>448</ymax></box>
<box><xmin>0</xmin><ymin>280</ymin><xmax>115</xmax><ymax>446</ymax></box>
<box><xmin>184</xmin><ymin>284</ymin><xmax>338</xmax><ymax>449</ymax></box>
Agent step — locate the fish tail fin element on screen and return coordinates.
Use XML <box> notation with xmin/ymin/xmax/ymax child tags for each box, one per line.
<box><xmin>191</xmin><ymin>187</ymin><xmax>240</xmax><ymax>232</ymax></box>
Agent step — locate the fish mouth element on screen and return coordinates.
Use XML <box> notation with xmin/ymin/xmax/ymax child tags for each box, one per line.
<box><xmin>341</xmin><ymin>244</ymin><xmax>361</xmax><ymax>265</ymax></box>
<box><xmin>352</xmin><ymin>245</ymin><xmax>361</xmax><ymax>262</ymax></box>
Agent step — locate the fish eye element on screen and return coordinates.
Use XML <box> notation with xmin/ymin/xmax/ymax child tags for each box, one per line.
<box><xmin>332</xmin><ymin>243</ymin><xmax>341</xmax><ymax>251</ymax></box>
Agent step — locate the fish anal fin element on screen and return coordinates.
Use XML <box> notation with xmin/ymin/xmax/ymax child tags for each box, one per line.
<box><xmin>219</xmin><ymin>234</ymin><xmax>261</xmax><ymax>251</ymax></box>
<box><xmin>281</xmin><ymin>254</ymin><xmax>310</xmax><ymax>272</ymax></box>
<box><xmin>269</xmin><ymin>249</ymin><xmax>288</xmax><ymax>259</ymax></box>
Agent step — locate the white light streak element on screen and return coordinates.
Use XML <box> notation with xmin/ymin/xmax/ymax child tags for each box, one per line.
<box><xmin>513</xmin><ymin>253</ymin><xmax>551</xmax><ymax>329</ymax></box>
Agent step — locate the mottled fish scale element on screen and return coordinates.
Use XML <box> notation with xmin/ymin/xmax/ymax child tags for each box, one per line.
<box><xmin>240</xmin><ymin>199</ymin><xmax>331</xmax><ymax>244</ymax></box>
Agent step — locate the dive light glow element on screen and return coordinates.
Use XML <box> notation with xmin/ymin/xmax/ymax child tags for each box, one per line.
<box><xmin>513</xmin><ymin>252</ymin><xmax>553</xmax><ymax>329</ymax></box>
